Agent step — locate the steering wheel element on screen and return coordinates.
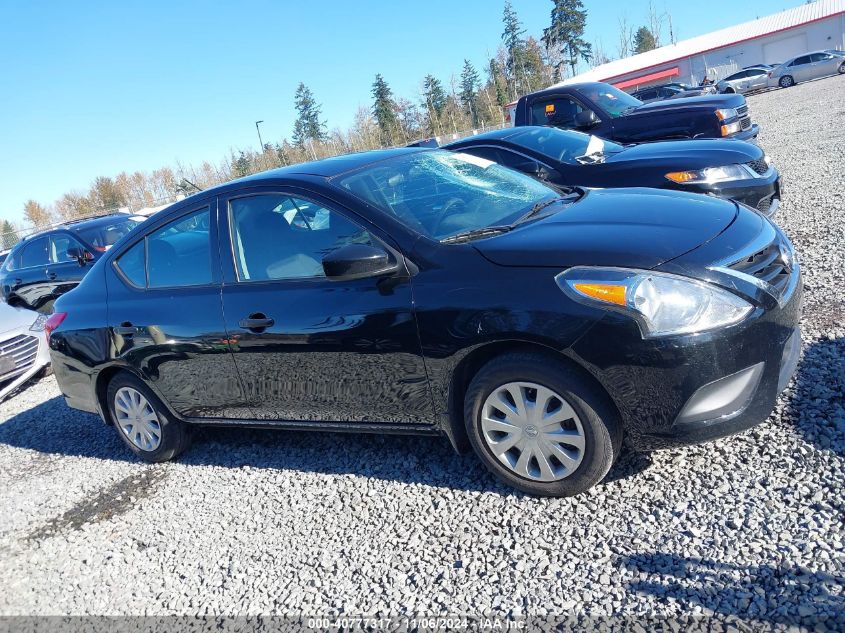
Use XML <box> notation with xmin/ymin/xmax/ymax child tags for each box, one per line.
<box><xmin>430</xmin><ymin>197</ymin><xmax>468</xmax><ymax>236</ymax></box>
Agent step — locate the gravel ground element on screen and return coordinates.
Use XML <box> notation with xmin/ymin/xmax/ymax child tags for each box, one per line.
<box><xmin>0</xmin><ymin>77</ymin><xmax>842</xmax><ymax>629</ymax></box>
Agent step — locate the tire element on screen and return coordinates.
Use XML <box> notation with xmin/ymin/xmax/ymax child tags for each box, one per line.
<box><xmin>464</xmin><ymin>352</ymin><xmax>622</xmax><ymax>497</ymax></box>
<box><xmin>838</xmin><ymin>62</ymin><xmax>845</xmax><ymax>75</ymax></box>
<box><xmin>106</xmin><ymin>371</ymin><xmax>191</xmax><ymax>463</ymax></box>
<box><xmin>724</xmin><ymin>87</ymin><xmax>735</xmax><ymax>94</ymax></box>
<box><xmin>779</xmin><ymin>75</ymin><xmax>794</xmax><ymax>88</ymax></box>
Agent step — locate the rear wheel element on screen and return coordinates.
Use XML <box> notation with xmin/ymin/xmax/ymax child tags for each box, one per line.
<box><xmin>464</xmin><ymin>352</ymin><xmax>622</xmax><ymax>497</ymax></box>
<box><xmin>838</xmin><ymin>62</ymin><xmax>845</xmax><ymax>74</ymax></box>
<box><xmin>106</xmin><ymin>372</ymin><xmax>190</xmax><ymax>462</ymax></box>
<box><xmin>779</xmin><ymin>75</ymin><xmax>795</xmax><ymax>88</ymax></box>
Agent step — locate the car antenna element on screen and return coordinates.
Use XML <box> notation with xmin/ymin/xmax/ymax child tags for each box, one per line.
<box><xmin>181</xmin><ymin>178</ymin><xmax>203</xmax><ymax>192</ymax></box>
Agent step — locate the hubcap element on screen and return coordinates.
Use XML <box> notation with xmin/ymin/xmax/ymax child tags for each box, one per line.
<box><xmin>114</xmin><ymin>387</ymin><xmax>161</xmax><ymax>452</ymax></box>
<box><xmin>480</xmin><ymin>381</ymin><xmax>586</xmax><ymax>482</ymax></box>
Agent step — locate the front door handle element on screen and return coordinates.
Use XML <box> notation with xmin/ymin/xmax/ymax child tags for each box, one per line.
<box><xmin>13</xmin><ymin>278</ymin><xmax>22</xmax><ymax>286</ymax></box>
<box><xmin>114</xmin><ymin>322</ymin><xmax>136</xmax><ymax>336</ymax></box>
<box><xmin>239</xmin><ymin>313</ymin><xmax>274</xmax><ymax>332</ymax></box>
<box><xmin>46</xmin><ymin>271</ymin><xmax>57</xmax><ymax>280</ymax></box>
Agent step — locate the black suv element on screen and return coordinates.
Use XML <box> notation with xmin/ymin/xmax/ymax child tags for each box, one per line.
<box><xmin>0</xmin><ymin>214</ymin><xmax>144</xmax><ymax>312</ymax></box>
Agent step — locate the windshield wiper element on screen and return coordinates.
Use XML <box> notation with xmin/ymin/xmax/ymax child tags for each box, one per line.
<box><xmin>440</xmin><ymin>225</ymin><xmax>512</xmax><ymax>244</ymax></box>
<box><xmin>515</xmin><ymin>194</ymin><xmax>579</xmax><ymax>224</ymax></box>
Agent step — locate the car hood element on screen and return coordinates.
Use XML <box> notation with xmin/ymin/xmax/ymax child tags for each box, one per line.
<box><xmin>628</xmin><ymin>92</ymin><xmax>743</xmax><ymax>115</ymax></box>
<box><xmin>605</xmin><ymin>138</ymin><xmax>762</xmax><ymax>168</ymax></box>
<box><xmin>0</xmin><ymin>302</ymin><xmax>38</xmax><ymax>337</ymax></box>
<box><xmin>474</xmin><ymin>188</ymin><xmax>738</xmax><ymax>269</ymax></box>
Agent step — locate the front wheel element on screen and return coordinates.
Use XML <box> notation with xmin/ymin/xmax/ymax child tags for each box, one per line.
<box><xmin>106</xmin><ymin>372</ymin><xmax>190</xmax><ymax>462</ymax></box>
<box><xmin>779</xmin><ymin>75</ymin><xmax>795</xmax><ymax>88</ymax></box>
<box><xmin>838</xmin><ymin>62</ymin><xmax>845</xmax><ymax>75</ymax></box>
<box><xmin>464</xmin><ymin>352</ymin><xmax>621</xmax><ymax>497</ymax></box>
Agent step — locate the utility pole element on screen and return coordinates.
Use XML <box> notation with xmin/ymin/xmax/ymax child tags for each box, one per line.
<box><xmin>255</xmin><ymin>120</ymin><xmax>265</xmax><ymax>151</ymax></box>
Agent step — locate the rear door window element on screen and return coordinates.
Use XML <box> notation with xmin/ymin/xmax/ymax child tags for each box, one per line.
<box><xmin>20</xmin><ymin>236</ymin><xmax>49</xmax><ymax>268</ymax></box>
<box><xmin>529</xmin><ymin>97</ymin><xmax>584</xmax><ymax>127</ymax></box>
<box><xmin>113</xmin><ymin>207</ymin><xmax>211</xmax><ymax>289</ymax></box>
<box><xmin>49</xmin><ymin>233</ymin><xmax>86</xmax><ymax>263</ymax></box>
<box><xmin>791</xmin><ymin>56</ymin><xmax>811</xmax><ymax>66</ymax></box>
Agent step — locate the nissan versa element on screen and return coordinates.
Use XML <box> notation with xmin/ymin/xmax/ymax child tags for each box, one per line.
<box><xmin>444</xmin><ymin>126</ymin><xmax>781</xmax><ymax>217</ymax></box>
<box><xmin>46</xmin><ymin>149</ymin><xmax>802</xmax><ymax>496</ymax></box>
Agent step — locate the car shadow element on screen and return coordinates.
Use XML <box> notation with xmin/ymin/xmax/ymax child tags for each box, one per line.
<box><xmin>0</xmin><ymin>392</ymin><xmax>655</xmax><ymax>495</ymax></box>
<box><xmin>784</xmin><ymin>335</ymin><xmax>844</xmax><ymax>458</ymax></box>
<box><xmin>620</xmin><ymin>551</ymin><xmax>844</xmax><ymax>625</ymax></box>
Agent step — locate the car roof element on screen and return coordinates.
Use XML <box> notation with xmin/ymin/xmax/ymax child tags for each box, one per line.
<box><xmin>15</xmin><ymin>213</ymin><xmax>139</xmax><ymax>244</ymax></box>
<box><xmin>224</xmin><ymin>147</ymin><xmax>428</xmax><ymax>183</ymax></box>
<box><xmin>518</xmin><ymin>82</ymin><xmax>608</xmax><ymax>101</ymax></box>
<box><xmin>442</xmin><ymin>128</ymin><xmax>523</xmax><ymax>146</ymax></box>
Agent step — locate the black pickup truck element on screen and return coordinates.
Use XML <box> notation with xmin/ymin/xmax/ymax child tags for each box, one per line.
<box><xmin>513</xmin><ymin>81</ymin><xmax>759</xmax><ymax>143</ymax></box>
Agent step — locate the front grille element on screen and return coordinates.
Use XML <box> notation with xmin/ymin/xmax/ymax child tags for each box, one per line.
<box><xmin>0</xmin><ymin>334</ymin><xmax>39</xmax><ymax>378</ymax></box>
<box><xmin>757</xmin><ymin>198</ymin><xmax>771</xmax><ymax>215</ymax></box>
<box><xmin>746</xmin><ymin>158</ymin><xmax>769</xmax><ymax>176</ymax></box>
<box><xmin>740</xmin><ymin>116</ymin><xmax>751</xmax><ymax>130</ymax></box>
<box><xmin>736</xmin><ymin>104</ymin><xmax>749</xmax><ymax>117</ymax></box>
<box><xmin>728</xmin><ymin>240</ymin><xmax>791</xmax><ymax>295</ymax></box>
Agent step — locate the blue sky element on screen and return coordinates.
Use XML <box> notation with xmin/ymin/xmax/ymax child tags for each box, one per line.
<box><xmin>0</xmin><ymin>0</ymin><xmax>799</xmax><ymax>223</ymax></box>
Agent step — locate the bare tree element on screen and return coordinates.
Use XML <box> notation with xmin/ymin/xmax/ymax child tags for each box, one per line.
<box><xmin>648</xmin><ymin>1</ymin><xmax>667</xmax><ymax>48</ymax></box>
<box><xmin>617</xmin><ymin>15</ymin><xmax>633</xmax><ymax>58</ymax></box>
<box><xmin>590</xmin><ymin>38</ymin><xmax>612</xmax><ymax>68</ymax></box>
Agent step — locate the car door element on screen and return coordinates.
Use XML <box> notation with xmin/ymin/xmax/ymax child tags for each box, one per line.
<box><xmin>790</xmin><ymin>55</ymin><xmax>812</xmax><ymax>81</ymax></box>
<box><xmin>809</xmin><ymin>52</ymin><xmax>838</xmax><ymax>79</ymax></box>
<box><xmin>218</xmin><ymin>188</ymin><xmax>434</xmax><ymax>426</ymax></box>
<box><xmin>107</xmin><ymin>202</ymin><xmax>253</xmax><ymax>419</ymax></box>
<box><xmin>48</xmin><ymin>232</ymin><xmax>89</xmax><ymax>298</ymax></box>
<box><xmin>13</xmin><ymin>236</ymin><xmax>52</xmax><ymax>310</ymax></box>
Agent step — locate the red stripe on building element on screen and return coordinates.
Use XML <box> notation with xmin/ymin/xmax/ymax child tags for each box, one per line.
<box><xmin>613</xmin><ymin>67</ymin><xmax>680</xmax><ymax>89</ymax></box>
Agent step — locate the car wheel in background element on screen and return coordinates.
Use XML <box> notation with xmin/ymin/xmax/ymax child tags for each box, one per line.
<box><xmin>106</xmin><ymin>371</ymin><xmax>191</xmax><ymax>462</ymax></box>
<box><xmin>838</xmin><ymin>62</ymin><xmax>845</xmax><ymax>74</ymax></box>
<box><xmin>779</xmin><ymin>75</ymin><xmax>795</xmax><ymax>88</ymax></box>
<box><xmin>725</xmin><ymin>87</ymin><xmax>735</xmax><ymax>93</ymax></box>
<box><xmin>464</xmin><ymin>352</ymin><xmax>622</xmax><ymax>497</ymax></box>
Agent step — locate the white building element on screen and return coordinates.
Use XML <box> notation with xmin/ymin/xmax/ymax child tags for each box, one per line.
<box><xmin>555</xmin><ymin>0</ymin><xmax>845</xmax><ymax>92</ymax></box>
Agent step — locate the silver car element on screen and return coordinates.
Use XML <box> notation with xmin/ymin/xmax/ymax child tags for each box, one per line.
<box><xmin>0</xmin><ymin>302</ymin><xmax>51</xmax><ymax>400</ymax></box>
<box><xmin>716</xmin><ymin>67</ymin><xmax>770</xmax><ymax>94</ymax></box>
<box><xmin>768</xmin><ymin>51</ymin><xmax>845</xmax><ymax>88</ymax></box>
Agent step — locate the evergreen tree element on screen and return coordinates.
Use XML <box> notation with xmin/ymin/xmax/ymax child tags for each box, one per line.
<box><xmin>371</xmin><ymin>74</ymin><xmax>398</xmax><ymax>146</ymax></box>
<box><xmin>292</xmin><ymin>82</ymin><xmax>327</xmax><ymax>147</ymax></box>
<box><xmin>542</xmin><ymin>0</ymin><xmax>592</xmax><ymax>78</ymax></box>
<box><xmin>233</xmin><ymin>151</ymin><xmax>251</xmax><ymax>178</ymax></box>
<box><xmin>488</xmin><ymin>59</ymin><xmax>508</xmax><ymax>107</ymax></box>
<box><xmin>633</xmin><ymin>26</ymin><xmax>658</xmax><ymax>54</ymax></box>
<box><xmin>0</xmin><ymin>220</ymin><xmax>19</xmax><ymax>250</ymax></box>
<box><xmin>459</xmin><ymin>60</ymin><xmax>480</xmax><ymax>126</ymax></box>
<box><xmin>421</xmin><ymin>74</ymin><xmax>447</xmax><ymax>135</ymax></box>
<box><xmin>501</xmin><ymin>1</ymin><xmax>527</xmax><ymax>96</ymax></box>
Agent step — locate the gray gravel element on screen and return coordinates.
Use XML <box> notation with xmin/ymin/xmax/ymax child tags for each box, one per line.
<box><xmin>0</xmin><ymin>77</ymin><xmax>843</xmax><ymax>629</ymax></box>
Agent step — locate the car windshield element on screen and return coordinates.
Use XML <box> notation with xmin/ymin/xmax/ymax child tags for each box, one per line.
<box><xmin>508</xmin><ymin>128</ymin><xmax>623</xmax><ymax>165</ymax></box>
<box><xmin>333</xmin><ymin>150</ymin><xmax>561</xmax><ymax>241</ymax></box>
<box><xmin>575</xmin><ymin>84</ymin><xmax>642</xmax><ymax>117</ymax></box>
<box><xmin>75</xmin><ymin>217</ymin><xmax>141</xmax><ymax>251</ymax></box>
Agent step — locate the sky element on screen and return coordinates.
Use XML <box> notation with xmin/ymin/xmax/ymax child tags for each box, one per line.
<box><xmin>0</xmin><ymin>0</ymin><xmax>801</xmax><ymax>224</ymax></box>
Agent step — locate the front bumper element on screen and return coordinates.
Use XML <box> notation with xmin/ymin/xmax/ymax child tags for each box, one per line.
<box><xmin>693</xmin><ymin>170</ymin><xmax>782</xmax><ymax>219</ymax></box>
<box><xmin>0</xmin><ymin>331</ymin><xmax>50</xmax><ymax>401</ymax></box>
<box><xmin>731</xmin><ymin>123</ymin><xmax>760</xmax><ymax>142</ymax></box>
<box><xmin>569</xmin><ymin>267</ymin><xmax>802</xmax><ymax>451</ymax></box>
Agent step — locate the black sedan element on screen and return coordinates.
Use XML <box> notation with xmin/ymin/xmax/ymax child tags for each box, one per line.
<box><xmin>47</xmin><ymin>148</ymin><xmax>802</xmax><ymax>497</ymax></box>
<box><xmin>444</xmin><ymin>126</ymin><xmax>781</xmax><ymax>217</ymax></box>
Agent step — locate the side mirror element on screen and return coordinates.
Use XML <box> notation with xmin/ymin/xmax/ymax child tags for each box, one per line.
<box><xmin>66</xmin><ymin>247</ymin><xmax>92</xmax><ymax>267</ymax></box>
<box><xmin>322</xmin><ymin>243</ymin><xmax>397</xmax><ymax>280</ymax></box>
<box><xmin>574</xmin><ymin>110</ymin><xmax>599</xmax><ymax>129</ymax></box>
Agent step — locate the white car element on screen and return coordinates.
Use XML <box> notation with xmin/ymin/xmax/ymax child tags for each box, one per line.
<box><xmin>768</xmin><ymin>51</ymin><xmax>845</xmax><ymax>88</ymax></box>
<box><xmin>716</xmin><ymin>67</ymin><xmax>770</xmax><ymax>94</ymax></box>
<box><xmin>0</xmin><ymin>302</ymin><xmax>51</xmax><ymax>400</ymax></box>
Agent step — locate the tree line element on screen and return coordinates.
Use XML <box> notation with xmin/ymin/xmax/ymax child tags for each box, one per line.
<box><xmin>6</xmin><ymin>0</ymin><xmax>669</xmax><ymax>245</ymax></box>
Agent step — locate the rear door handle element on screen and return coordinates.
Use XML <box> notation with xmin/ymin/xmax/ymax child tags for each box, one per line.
<box><xmin>114</xmin><ymin>322</ymin><xmax>136</xmax><ymax>336</ymax></box>
<box><xmin>239</xmin><ymin>313</ymin><xmax>274</xmax><ymax>332</ymax></box>
<box><xmin>46</xmin><ymin>271</ymin><xmax>57</xmax><ymax>280</ymax></box>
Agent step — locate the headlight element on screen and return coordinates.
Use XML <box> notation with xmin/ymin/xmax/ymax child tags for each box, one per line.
<box><xmin>30</xmin><ymin>314</ymin><xmax>49</xmax><ymax>332</ymax></box>
<box><xmin>665</xmin><ymin>164</ymin><xmax>754</xmax><ymax>184</ymax></box>
<box><xmin>556</xmin><ymin>267</ymin><xmax>753</xmax><ymax>338</ymax></box>
<box><xmin>715</xmin><ymin>108</ymin><xmax>738</xmax><ymax>121</ymax></box>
